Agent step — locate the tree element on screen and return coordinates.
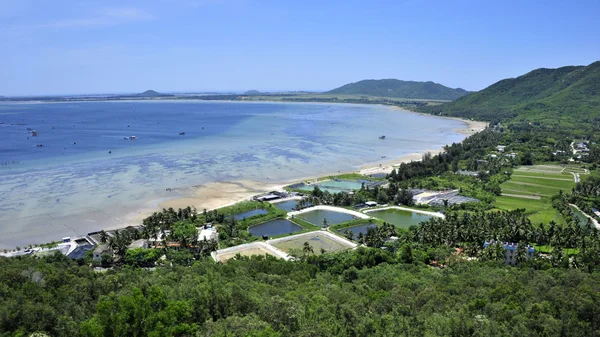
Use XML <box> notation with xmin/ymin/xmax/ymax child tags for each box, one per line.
<box><xmin>302</xmin><ymin>242</ymin><xmax>314</xmax><ymax>256</ymax></box>
<box><xmin>170</xmin><ymin>221</ymin><xmax>198</xmax><ymax>248</ymax></box>
<box><xmin>399</xmin><ymin>244</ymin><xmax>413</xmax><ymax>264</ymax></box>
<box><xmin>515</xmin><ymin>242</ymin><xmax>529</xmax><ymax>266</ymax></box>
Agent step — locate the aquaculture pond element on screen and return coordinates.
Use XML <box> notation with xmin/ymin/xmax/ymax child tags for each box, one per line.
<box><xmin>369</xmin><ymin>208</ymin><xmax>432</xmax><ymax>228</ymax></box>
<box><xmin>272</xmin><ymin>199</ymin><xmax>299</xmax><ymax>211</ymax></box>
<box><xmin>297</xmin><ymin>209</ymin><xmax>356</xmax><ymax>226</ymax></box>
<box><xmin>337</xmin><ymin>223</ymin><xmax>377</xmax><ymax>236</ymax></box>
<box><xmin>294</xmin><ymin>179</ymin><xmax>379</xmax><ymax>193</ymax></box>
<box><xmin>570</xmin><ymin>205</ymin><xmax>591</xmax><ymax>227</ymax></box>
<box><xmin>233</xmin><ymin>209</ymin><xmax>268</xmax><ymax>220</ymax></box>
<box><xmin>272</xmin><ymin>232</ymin><xmax>353</xmax><ymax>255</ymax></box>
<box><xmin>248</xmin><ymin>219</ymin><xmax>303</xmax><ymax>237</ymax></box>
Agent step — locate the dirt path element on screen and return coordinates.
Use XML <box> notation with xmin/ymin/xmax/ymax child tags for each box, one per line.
<box><xmin>512</xmin><ymin>175</ymin><xmax>573</xmax><ymax>182</ymax></box>
<box><xmin>501</xmin><ymin>193</ymin><xmax>541</xmax><ymax>200</ymax></box>
<box><xmin>506</xmin><ymin>181</ymin><xmax>562</xmax><ymax>189</ymax></box>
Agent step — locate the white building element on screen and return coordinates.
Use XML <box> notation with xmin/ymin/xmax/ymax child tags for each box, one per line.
<box><xmin>198</xmin><ymin>227</ymin><xmax>218</xmax><ymax>242</ymax></box>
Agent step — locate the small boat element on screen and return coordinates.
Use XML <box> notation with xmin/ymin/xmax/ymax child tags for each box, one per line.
<box><xmin>35</xmin><ymin>144</ymin><xmax>43</xmax><ymax>147</ymax></box>
<box><xmin>179</xmin><ymin>132</ymin><xmax>185</xmax><ymax>135</ymax></box>
<box><xmin>129</xmin><ymin>136</ymin><xmax>137</xmax><ymax>140</ymax></box>
<box><xmin>379</xmin><ymin>135</ymin><xmax>386</xmax><ymax>139</ymax></box>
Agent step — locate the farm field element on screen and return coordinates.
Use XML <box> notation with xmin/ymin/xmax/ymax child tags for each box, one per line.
<box><xmin>497</xmin><ymin>165</ymin><xmax>583</xmax><ymax>225</ymax></box>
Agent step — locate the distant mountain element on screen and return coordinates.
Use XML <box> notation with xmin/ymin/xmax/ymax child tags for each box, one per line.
<box><xmin>327</xmin><ymin>79</ymin><xmax>470</xmax><ymax>100</ymax></box>
<box><xmin>422</xmin><ymin>61</ymin><xmax>600</xmax><ymax>123</ymax></box>
<box><xmin>243</xmin><ymin>90</ymin><xmax>262</xmax><ymax>95</ymax></box>
<box><xmin>137</xmin><ymin>90</ymin><xmax>171</xmax><ymax>97</ymax></box>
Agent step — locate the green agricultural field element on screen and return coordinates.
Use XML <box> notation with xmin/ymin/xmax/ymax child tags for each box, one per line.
<box><xmin>495</xmin><ymin>195</ymin><xmax>565</xmax><ymax>225</ymax></box>
<box><xmin>497</xmin><ymin>165</ymin><xmax>579</xmax><ymax>225</ymax></box>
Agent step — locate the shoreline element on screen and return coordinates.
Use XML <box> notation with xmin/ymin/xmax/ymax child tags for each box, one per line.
<box><xmin>1</xmin><ymin>100</ymin><xmax>488</xmax><ymax>249</ymax></box>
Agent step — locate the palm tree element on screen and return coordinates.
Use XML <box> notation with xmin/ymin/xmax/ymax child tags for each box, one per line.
<box><xmin>302</xmin><ymin>242</ymin><xmax>314</xmax><ymax>256</ymax></box>
<box><xmin>99</xmin><ymin>230</ymin><xmax>109</xmax><ymax>244</ymax></box>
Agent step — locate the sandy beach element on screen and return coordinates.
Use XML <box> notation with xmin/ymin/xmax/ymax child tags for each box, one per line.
<box><xmin>117</xmin><ymin>114</ymin><xmax>486</xmax><ymax>227</ymax></box>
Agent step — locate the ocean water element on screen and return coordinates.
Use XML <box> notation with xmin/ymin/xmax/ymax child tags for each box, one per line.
<box><xmin>0</xmin><ymin>100</ymin><xmax>465</xmax><ymax>248</ymax></box>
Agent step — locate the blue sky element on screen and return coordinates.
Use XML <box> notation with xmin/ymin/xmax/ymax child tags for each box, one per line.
<box><xmin>1</xmin><ymin>0</ymin><xmax>599</xmax><ymax>95</ymax></box>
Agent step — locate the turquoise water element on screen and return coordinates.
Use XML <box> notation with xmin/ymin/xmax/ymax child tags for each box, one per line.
<box><xmin>0</xmin><ymin>100</ymin><xmax>466</xmax><ymax>248</ymax></box>
<box><xmin>248</xmin><ymin>219</ymin><xmax>302</xmax><ymax>237</ymax></box>
<box><xmin>297</xmin><ymin>209</ymin><xmax>356</xmax><ymax>226</ymax></box>
<box><xmin>233</xmin><ymin>209</ymin><xmax>268</xmax><ymax>220</ymax></box>
<box><xmin>273</xmin><ymin>200</ymin><xmax>299</xmax><ymax>211</ymax></box>
<box><xmin>369</xmin><ymin>208</ymin><xmax>432</xmax><ymax>228</ymax></box>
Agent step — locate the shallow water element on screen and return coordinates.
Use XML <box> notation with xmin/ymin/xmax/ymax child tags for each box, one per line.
<box><xmin>0</xmin><ymin>100</ymin><xmax>465</xmax><ymax>248</ymax></box>
<box><xmin>369</xmin><ymin>208</ymin><xmax>432</xmax><ymax>228</ymax></box>
<box><xmin>297</xmin><ymin>209</ymin><xmax>356</xmax><ymax>226</ymax></box>
<box><xmin>248</xmin><ymin>219</ymin><xmax>302</xmax><ymax>237</ymax></box>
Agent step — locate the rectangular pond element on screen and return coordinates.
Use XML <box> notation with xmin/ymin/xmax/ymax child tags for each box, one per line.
<box><xmin>297</xmin><ymin>209</ymin><xmax>356</xmax><ymax>226</ymax></box>
<box><xmin>214</xmin><ymin>245</ymin><xmax>277</xmax><ymax>262</ymax></box>
<box><xmin>248</xmin><ymin>219</ymin><xmax>303</xmax><ymax>237</ymax></box>
<box><xmin>272</xmin><ymin>232</ymin><xmax>353</xmax><ymax>255</ymax></box>
<box><xmin>294</xmin><ymin>179</ymin><xmax>381</xmax><ymax>194</ymax></box>
<box><xmin>369</xmin><ymin>208</ymin><xmax>432</xmax><ymax>228</ymax></box>
<box><xmin>337</xmin><ymin>223</ymin><xmax>377</xmax><ymax>236</ymax></box>
<box><xmin>233</xmin><ymin>209</ymin><xmax>268</xmax><ymax>220</ymax></box>
<box><xmin>273</xmin><ymin>199</ymin><xmax>299</xmax><ymax>211</ymax></box>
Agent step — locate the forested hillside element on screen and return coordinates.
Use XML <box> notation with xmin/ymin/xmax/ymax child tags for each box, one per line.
<box><xmin>327</xmin><ymin>79</ymin><xmax>470</xmax><ymax>100</ymax></box>
<box><xmin>422</xmin><ymin>61</ymin><xmax>600</xmax><ymax>127</ymax></box>
<box><xmin>2</xmin><ymin>250</ymin><xmax>600</xmax><ymax>337</ymax></box>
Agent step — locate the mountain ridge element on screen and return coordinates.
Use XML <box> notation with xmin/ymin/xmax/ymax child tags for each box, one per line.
<box><xmin>420</xmin><ymin>61</ymin><xmax>600</xmax><ymax>124</ymax></box>
<box><xmin>327</xmin><ymin>79</ymin><xmax>470</xmax><ymax>100</ymax></box>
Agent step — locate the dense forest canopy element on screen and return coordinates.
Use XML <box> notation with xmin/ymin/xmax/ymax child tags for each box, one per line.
<box><xmin>327</xmin><ymin>79</ymin><xmax>470</xmax><ymax>100</ymax></box>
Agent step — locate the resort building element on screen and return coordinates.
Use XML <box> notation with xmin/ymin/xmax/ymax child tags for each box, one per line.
<box><xmin>198</xmin><ymin>226</ymin><xmax>218</xmax><ymax>242</ymax></box>
<box><xmin>128</xmin><ymin>239</ymin><xmax>149</xmax><ymax>249</ymax></box>
<box><xmin>92</xmin><ymin>244</ymin><xmax>113</xmax><ymax>262</ymax></box>
<box><xmin>483</xmin><ymin>240</ymin><xmax>535</xmax><ymax>266</ymax></box>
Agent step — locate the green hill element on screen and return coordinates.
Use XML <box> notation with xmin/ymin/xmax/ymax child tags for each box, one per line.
<box><xmin>243</xmin><ymin>90</ymin><xmax>262</xmax><ymax>95</ymax></box>
<box><xmin>137</xmin><ymin>90</ymin><xmax>169</xmax><ymax>97</ymax></box>
<box><xmin>327</xmin><ymin>79</ymin><xmax>470</xmax><ymax>100</ymax></box>
<box><xmin>422</xmin><ymin>61</ymin><xmax>600</xmax><ymax>124</ymax></box>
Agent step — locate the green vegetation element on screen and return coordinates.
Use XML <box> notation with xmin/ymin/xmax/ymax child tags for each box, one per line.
<box><xmin>4</xmin><ymin>247</ymin><xmax>600</xmax><ymax>336</ymax></box>
<box><xmin>3</xmin><ymin>61</ymin><xmax>600</xmax><ymax>336</ymax></box>
<box><xmin>421</xmin><ymin>61</ymin><xmax>600</xmax><ymax>130</ymax></box>
<box><xmin>327</xmin><ymin>79</ymin><xmax>470</xmax><ymax>100</ymax></box>
<box><xmin>495</xmin><ymin>165</ymin><xmax>578</xmax><ymax>224</ymax></box>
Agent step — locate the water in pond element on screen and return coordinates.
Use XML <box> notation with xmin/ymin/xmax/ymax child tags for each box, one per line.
<box><xmin>297</xmin><ymin>209</ymin><xmax>356</xmax><ymax>226</ymax></box>
<box><xmin>273</xmin><ymin>199</ymin><xmax>299</xmax><ymax>211</ymax></box>
<box><xmin>570</xmin><ymin>205</ymin><xmax>591</xmax><ymax>227</ymax></box>
<box><xmin>369</xmin><ymin>208</ymin><xmax>432</xmax><ymax>228</ymax></box>
<box><xmin>297</xmin><ymin>179</ymin><xmax>374</xmax><ymax>193</ymax></box>
<box><xmin>248</xmin><ymin>219</ymin><xmax>302</xmax><ymax>237</ymax></box>
<box><xmin>338</xmin><ymin>224</ymin><xmax>377</xmax><ymax>236</ymax></box>
<box><xmin>233</xmin><ymin>209</ymin><xmax>268</xmax><ymax>220</ymax></box>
